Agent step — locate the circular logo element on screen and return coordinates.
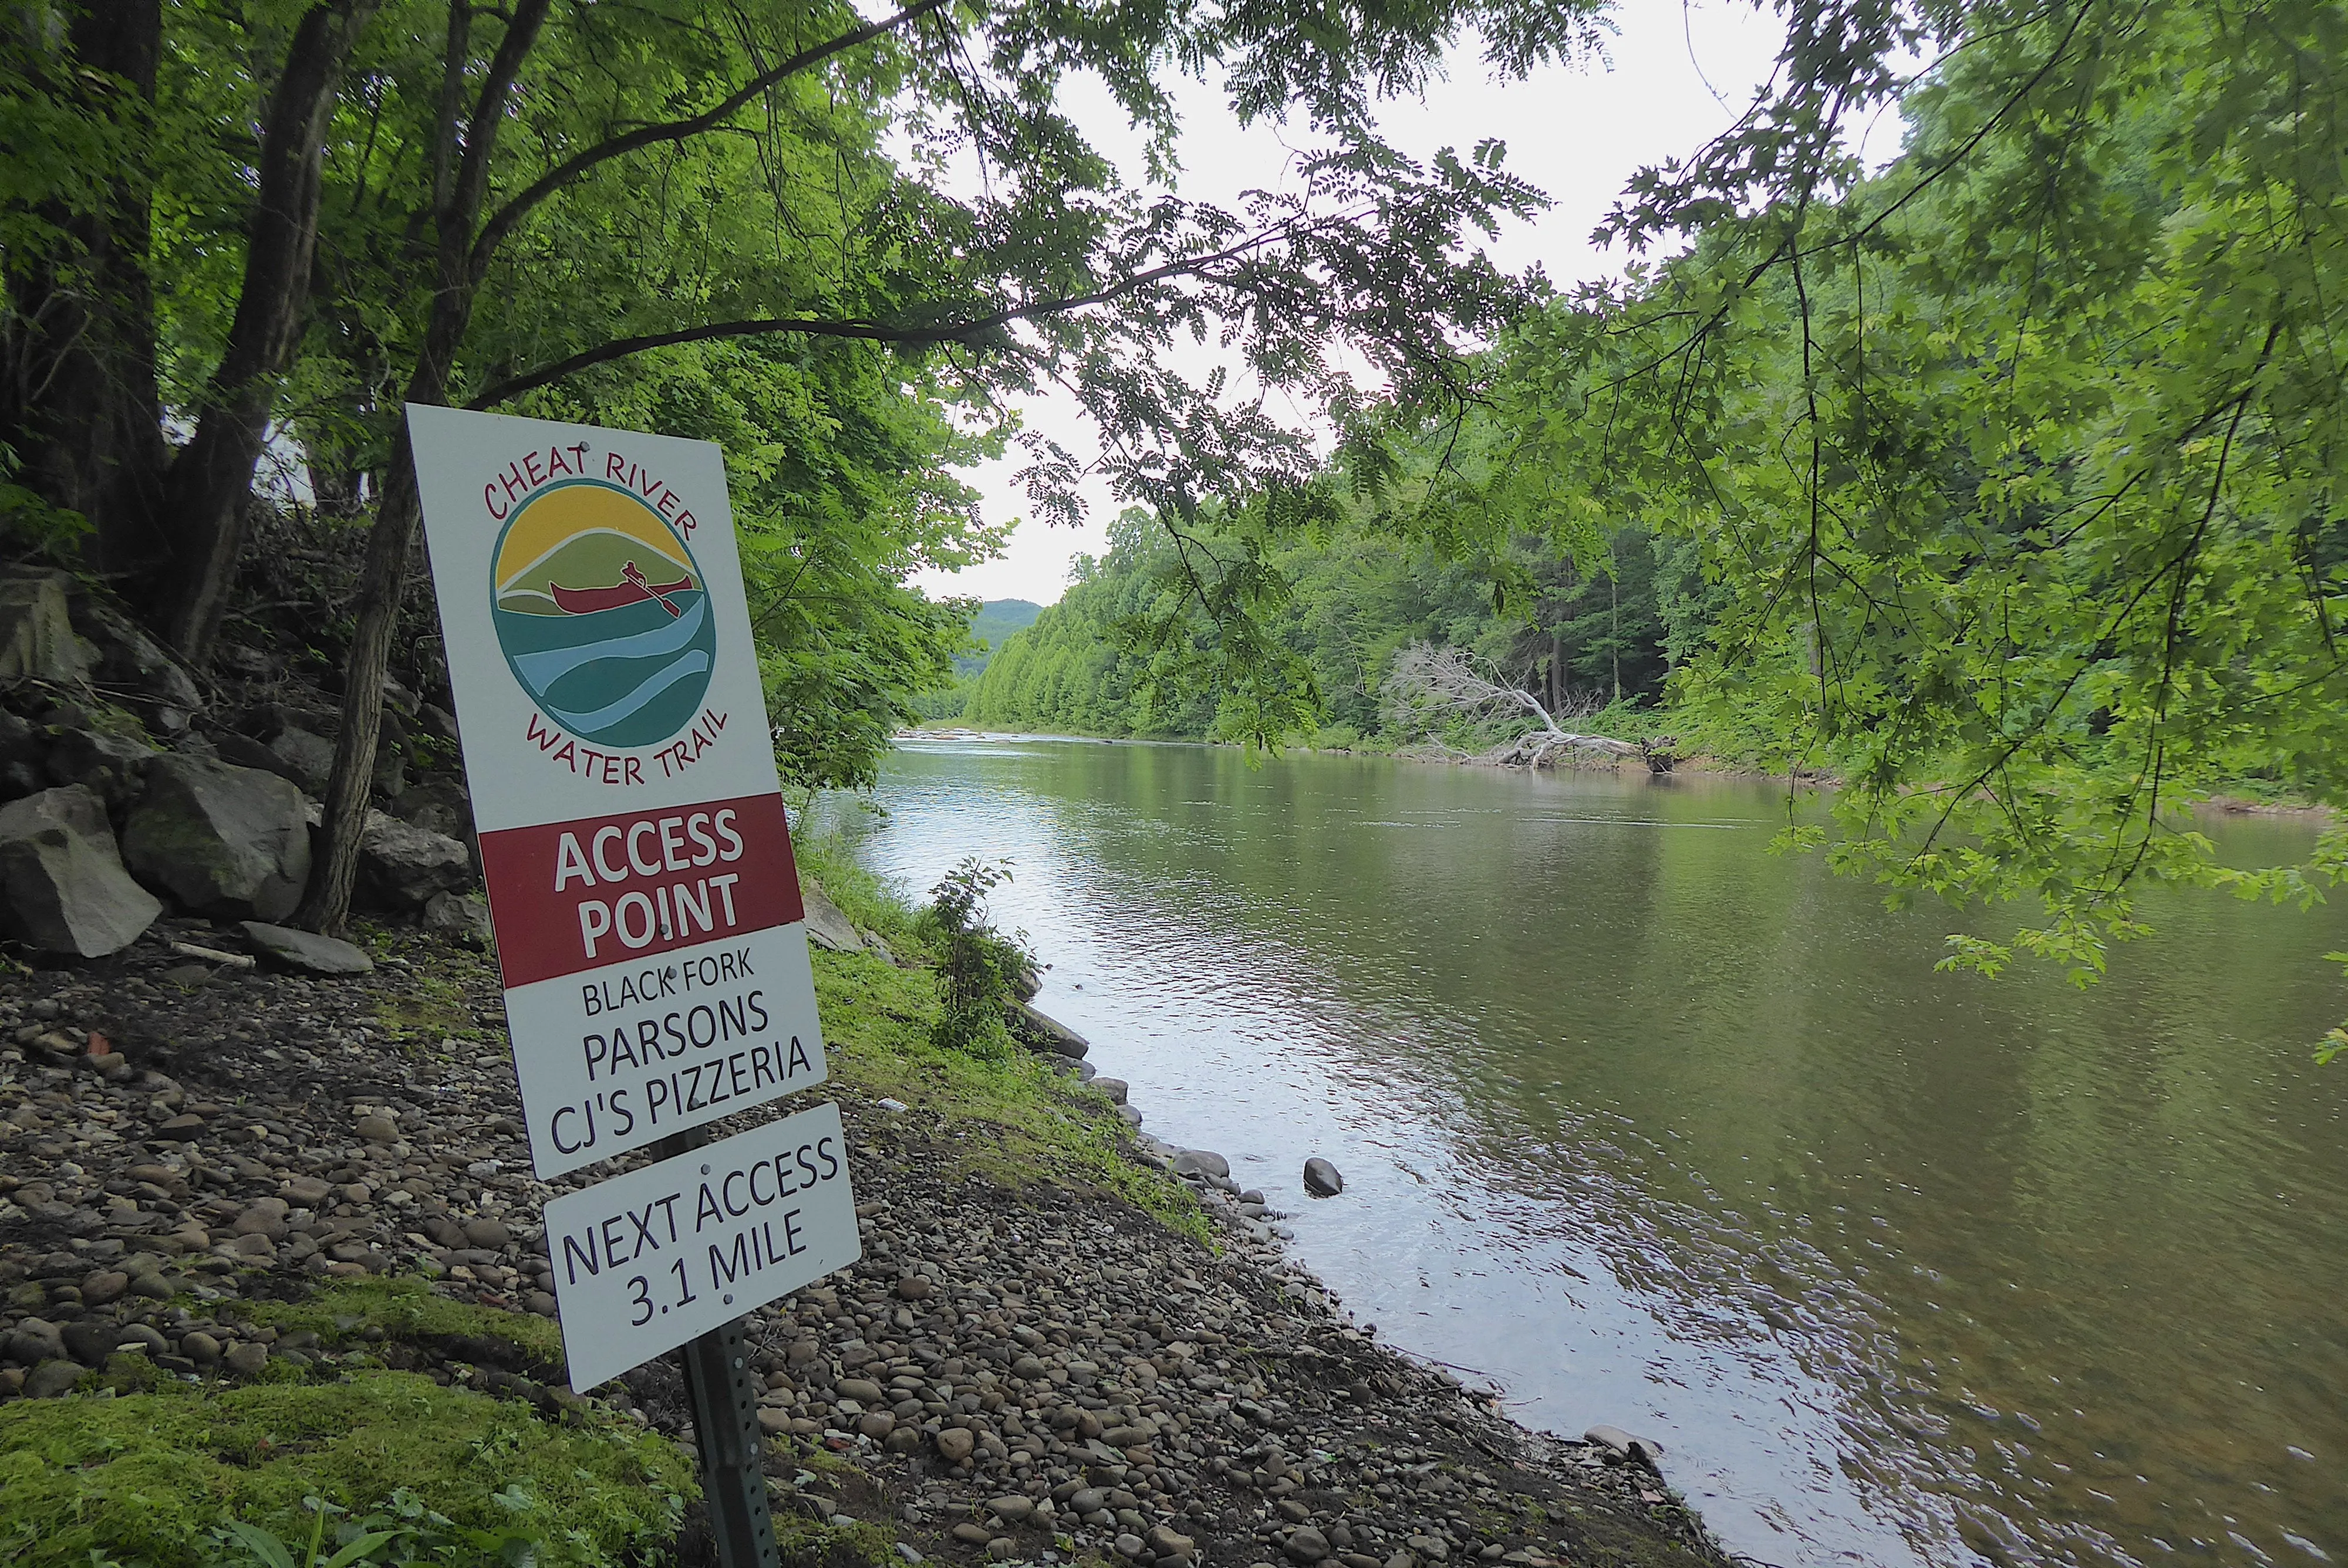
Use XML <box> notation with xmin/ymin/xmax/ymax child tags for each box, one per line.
<box><xmin>490</xmin><ymin>479</ymin><xmax>717</xmax><ymax>748</ymax></box>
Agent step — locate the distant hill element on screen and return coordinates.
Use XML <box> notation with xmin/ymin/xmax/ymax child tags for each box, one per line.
<box><xmin>954</xmin><ymin>599</ymin><xmax>1044</xmax><ymax>677</ymax></box>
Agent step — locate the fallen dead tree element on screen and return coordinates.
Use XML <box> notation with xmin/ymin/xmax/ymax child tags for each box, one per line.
<box><xmin>1385</xmin><ymin>643</ymin><xmax>1677</xmax><ymax>773</ymax></box>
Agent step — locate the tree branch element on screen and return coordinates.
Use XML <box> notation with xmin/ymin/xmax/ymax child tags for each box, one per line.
<box><xmin>466</xmin><ymin>214</ymin><xmax>1335</xmax><ymax>406</ymax></box>
<box><xmin>466</xmin><ymin>0</ymin><xmax>944</xmax><ymax>279</ymax></box>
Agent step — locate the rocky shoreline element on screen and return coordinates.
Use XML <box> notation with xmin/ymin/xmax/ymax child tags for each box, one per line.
<box><xmin>0</xmin><ymin>898</ymin><xmax>1723</xmax><ymax>1568</ymax></box>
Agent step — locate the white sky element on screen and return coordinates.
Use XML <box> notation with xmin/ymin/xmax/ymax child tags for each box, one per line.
<box><xmin>915</xmin><ymin>1</ymin><xmax>1905</xmax><ymax>607</ymax></box>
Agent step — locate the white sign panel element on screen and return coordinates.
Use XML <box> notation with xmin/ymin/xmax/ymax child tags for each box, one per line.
<box><xmin>544</xmin><ymin>1101</ymin><xmax>861</xmax><ymax>1391</ymax></box>
<box><xmin>407</xmin><ymin>404</ymin><xmax>829</xmax><ymax>1175</ymax></box>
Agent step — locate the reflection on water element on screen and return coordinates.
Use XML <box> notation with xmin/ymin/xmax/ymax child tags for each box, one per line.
<box><xmin>815</xmin><ymin>739</ymin><xmax>2348</xmax><ymax>1568</ymax></box>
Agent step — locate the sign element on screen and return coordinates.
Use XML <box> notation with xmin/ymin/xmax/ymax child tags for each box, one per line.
<box><xmin>542</xmin><ymin>1101</ymin><xmax>861</xmax><ymax>1390</ymax></box>
<box><xmin>408</xmin><ymin>405</ymin><xmax>828</xmax><ymax>1177</ymax></box>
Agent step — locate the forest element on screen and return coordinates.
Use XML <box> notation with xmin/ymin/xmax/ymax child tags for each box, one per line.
<box><xmin>953</xmin><ymin>508</ymin><xmax>1690</xmax><ymax>744</ymax></box>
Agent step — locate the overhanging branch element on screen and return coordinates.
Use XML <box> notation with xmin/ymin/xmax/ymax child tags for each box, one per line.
<box><xmin>466</xmin><ymin>214</ymin><xmax>1337</xmax><ymax>407</ymax></box>
<box><xmin>467</xmin><ymin>0</ymin><xmax>946</xmax><ymax>279</ymax></box>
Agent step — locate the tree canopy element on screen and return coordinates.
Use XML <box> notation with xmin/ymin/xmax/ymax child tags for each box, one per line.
<box><xmin>3</xmin><ymin>0</ymin><xmax>1614</xmax><ymax>927</ymax></box>
<box><xmin>1472</xmin><ymin>0</ymin><xmax>2348</xmax><ymax>1007</ymax></box>
<box><xmin>963</xmin><ymin>0</ymin><xmax>2348</xmax><ymax>1034</ymax></box>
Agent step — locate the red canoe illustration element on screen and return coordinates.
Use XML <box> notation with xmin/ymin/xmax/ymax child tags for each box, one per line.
<box><xmin>546</xmin><ymin>560</ymin><xmax>695</xmax><ymax>616</ymax></box>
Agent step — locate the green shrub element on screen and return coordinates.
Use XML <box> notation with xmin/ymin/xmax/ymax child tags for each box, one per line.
<box><xmin>912</xmin><ymin>858</ymin><xmax>1032</xmax><ymax>1059</ymax></box>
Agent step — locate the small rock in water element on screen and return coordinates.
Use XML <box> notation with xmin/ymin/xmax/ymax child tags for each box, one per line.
<box><xmin>1584</xmin><ymin>1424</ymin><xmax>1665</xmax><ymax>1469</ymax></box>
<box><xmin>1303</xmin><ymin>1157</ymin><xmax>1344</xmax><ymax>1197</ymax></box>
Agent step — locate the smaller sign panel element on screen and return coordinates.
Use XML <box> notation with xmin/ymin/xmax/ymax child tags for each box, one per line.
<box><xmin>544</xmin><ymin>1101</ymin><xmax>860</xmax><ymax>1391</ymax></box>
<box><xmin>502</xmin><ymin>922</ymin><xmax>828</xmax><ymax>1170</ymax></box>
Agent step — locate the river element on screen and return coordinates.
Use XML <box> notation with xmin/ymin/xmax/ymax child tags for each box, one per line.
<box><xmin>816</xmin><ymin>736</ymin><xmax>2348</xmax><ymax>1568</ymax></box>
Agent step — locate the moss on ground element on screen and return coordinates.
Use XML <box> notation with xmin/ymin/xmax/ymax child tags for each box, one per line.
<box><xmin>0</xmin><ymin>1371</ymin><xmax>691</xmax><ymax>1568</ymax></box>
<box><xmin>244</xmin><ymin>1276</ymin><xmax>566</xmax><ymax>1370</ymax></box>
<box><xmin>770</xmin><ymin>1518</ymin><xmax>899</xmax><ymax>1568</ymax></box>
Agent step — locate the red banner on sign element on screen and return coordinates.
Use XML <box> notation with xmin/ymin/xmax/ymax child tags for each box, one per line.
<box><xmin>477</xmin><ymin>792</ymin><xmax>805</xmax><ymax>989</ymax></box>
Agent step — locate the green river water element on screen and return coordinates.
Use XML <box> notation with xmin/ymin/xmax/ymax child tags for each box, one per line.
<box><xmin>825</xmin><ymin>738</ymin><xmax>2348</xmax><ymax>1568</ymax></box>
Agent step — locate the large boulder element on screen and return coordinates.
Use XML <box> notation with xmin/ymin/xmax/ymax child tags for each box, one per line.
<box><xmin>1013</xmin><ymin>1001</ymin><xmax>1088</xmax><ymax>1059</ymax></box>
<box><xmin>359</xmin><ymin>810</ymin><xmax>472</xmax><ymax>909</ymax></box>
<box><xmin>268</xmin><ymin>726</ymin><xmax>336</xmax><ymax>793</ymax></box>
<box><xmin>390</xmin><ymin>780</ymin><xmax>474</xmax><ymax>844</ymax></box>
<box><xmin>0</xmin><ymin>709</ymin><xmax>46</xmax><ymax>800</ymax></box>
<box><xmin>0</xmin><ymin>785</ymin><xmax>163</xmax><ymax>955</ymax></box>
<box><xmin>421</xmin><ymin>890</ymin><xmax>492</xmax><ymax>948</ymax></box>
<box><xmin>121</xmin><ymin>755</ymin><xmax>311</xmax><ymax>920</ymax></box>
<box><xmin>0</xmin><ymin>574</ymin><xmax>94</xmax><ymax>687</ymax></box>
<box><xmin>210</xmin><ymin>731</ymin><xmax>307</xmax><ymax>787</ymax></box>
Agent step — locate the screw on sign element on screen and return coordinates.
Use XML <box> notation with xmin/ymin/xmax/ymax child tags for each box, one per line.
<box><xmin>410</xmin><ymin>404</ymin><xmax>864</xmax><ymax>1568</ymax></box>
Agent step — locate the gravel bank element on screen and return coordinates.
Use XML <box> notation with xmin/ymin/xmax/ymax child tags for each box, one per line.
<box><xmin>0</xmin><ymin>917</ymin><xmax>1723</xmax><ymax>1568</ymax></box>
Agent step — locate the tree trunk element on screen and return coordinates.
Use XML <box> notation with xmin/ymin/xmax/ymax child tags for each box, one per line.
<box><xmin>295</xmin><ymin>0</ymin><xmax>551</xmax><ymax>934</ymax></box>
<box><xmin>294</xmin><ymin>442</ymin><xmax>421</xmax><ymax>933</ymax></box>
<box><xmin>0</xmin><ymin>0</ymin><xmax>167</xmax><ymax>579</ymax></box>
<box><xmin>156</xmin><ymin>0</ymin><xmax>382</xmax><ymax>663</ymax></box>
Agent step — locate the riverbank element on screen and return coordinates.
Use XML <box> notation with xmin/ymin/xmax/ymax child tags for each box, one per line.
<box><xmin>899</xmin><ymin>726</ymin><xmax>2343</xmax><ymax>824</ymax></box>
<box><xmin>0</xmin><ymin>848</ymin><xmax>1725</xmax><ymax>1568</ymax></box>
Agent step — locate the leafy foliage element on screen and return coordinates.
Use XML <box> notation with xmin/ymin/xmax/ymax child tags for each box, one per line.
<box><xmin>1462</xmin><ymin>0</ymin><xmax>2348</xmax><ymax>993</ymax></box>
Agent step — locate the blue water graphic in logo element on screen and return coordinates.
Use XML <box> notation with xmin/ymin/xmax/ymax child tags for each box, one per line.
<box><xmin>488</xmin><ymin>481</ymin><xmax>719</xmax><ymax>748</ymax></box>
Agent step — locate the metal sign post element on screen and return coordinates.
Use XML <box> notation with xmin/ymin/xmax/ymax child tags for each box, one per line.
<box><xmin>409</xmin><ymin>404</ymin><xmax>862</xmax><ymax>1568</ymax></box>
<box><xmin>660</xmin><ymin>1124</ymin><xmax>781</xmax><ymax>1568</ymax></box>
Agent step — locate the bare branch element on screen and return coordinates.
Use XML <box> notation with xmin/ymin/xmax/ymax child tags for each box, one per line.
<box><xmin>1382</xmin><ymin>642</ymin><xmax>1674</xmax><ymax>770</ymax></box>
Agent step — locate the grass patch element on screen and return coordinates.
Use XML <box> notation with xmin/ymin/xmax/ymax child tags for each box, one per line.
<box><xmin>0</xmin><ymin>1371</ymin><xmax>690</xmax><ymax>1568</ymax></box>
<box><xmin>366</xmin><ymin>972</ymin><xmax>480</xmax><ymax>1049</ymax></box>
<box><xmin>243</xmin><ymin>1277</ymin><xmax>566</xmax><ymax>1373</ymax></box>
<box><xmin>813</xmin><ymin>948</ymin><xmax>1210</xmax><ymax>1246</ymax></box>
<box><xmin>793</xmin><ymin>836</ymin><xmax>932</xmax><ymax>959</ymax></box>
